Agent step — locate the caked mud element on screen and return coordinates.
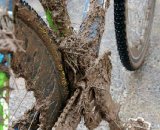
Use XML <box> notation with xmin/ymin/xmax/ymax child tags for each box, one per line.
<box><xmin>8</xmin><ymin>0</ymin><xmax>152</xmax><ymax>130</ymax></box>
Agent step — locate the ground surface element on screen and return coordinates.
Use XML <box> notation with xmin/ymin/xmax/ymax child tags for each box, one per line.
<box><xmin>8</xmin><ymin>0</ymin><xmax>160</xmax><ymax>130</ymax></box>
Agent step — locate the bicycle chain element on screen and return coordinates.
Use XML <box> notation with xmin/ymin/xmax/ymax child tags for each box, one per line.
<box><xmin>54</xmin><ymin>88</ymin><xmax>81</xmax><ymax>128</ymax></box>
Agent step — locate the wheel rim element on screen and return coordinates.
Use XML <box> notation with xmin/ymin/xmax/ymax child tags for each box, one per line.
<box><xmin>125</xmin><ymin>0</ymin><xmax>155</xmax><ymax>63</ymax></box>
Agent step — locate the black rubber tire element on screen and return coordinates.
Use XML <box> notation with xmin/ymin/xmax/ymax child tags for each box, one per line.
<box><xmin>12</xmin><ymin>1</ymin><xmax>68</xmax><ymax>130</ymax></box>
<box><xmin>114</xmin><ymin>0</ymin><xmax>155</xmax><ymax>71</ymax></box>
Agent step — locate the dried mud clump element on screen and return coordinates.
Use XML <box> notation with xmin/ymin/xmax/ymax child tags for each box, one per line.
<box><xmin>53</xmin><ymin>33</ymin><xmax>122</xmax><ymax>130</ymax></box>
<box><xmin>53</xmin><ymin>0</ymin><xmax>122</xmax><ymax>129</ymax></box>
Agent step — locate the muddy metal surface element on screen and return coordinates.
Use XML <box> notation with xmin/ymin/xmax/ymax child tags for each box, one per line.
<box><xmin>9</xmin><ymin>0</ymin><xmax>160</xmax><ymax>130</ymax></box>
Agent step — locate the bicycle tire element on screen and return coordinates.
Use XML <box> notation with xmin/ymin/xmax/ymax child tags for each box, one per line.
<box><xmin>12</xmin><ymin>1</ymin><xmax>68</xmax><ymax>129</ymax></box>
<box><xmin>114</xmin><ymin>0</ymin><xmax>155</xmax><ymax>71</ymax></box>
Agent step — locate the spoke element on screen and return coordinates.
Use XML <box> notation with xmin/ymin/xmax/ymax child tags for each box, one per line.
<box><xmin>10</xmin><ymin>91</ymin><xmax>28</xmax><ymax>122</ymax></box>
<box><xmin>28</xmin><ymin>111</ymin><xmax>38</xmax><ymax>130</ymax></box>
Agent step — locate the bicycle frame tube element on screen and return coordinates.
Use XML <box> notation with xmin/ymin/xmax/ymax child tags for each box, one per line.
<box><xmin>80</xmin><ymin>0</ymin><xmax>108</xmax><ymax>55</ymax></box>
<box><xmin>82</xmin><ymin>0</ymin><xmax>90</xmax><ymax>20</ymax></box>
<box><xmin>83</xmin><ymin>0</ymin><xmax>106</xmax><ymax>19</ymax></box>
<box><xmin>81</xmin><ymin>0</ymin><xmax>107</xmax><ymax>36</ymax></box>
